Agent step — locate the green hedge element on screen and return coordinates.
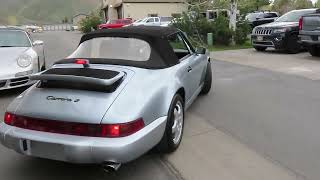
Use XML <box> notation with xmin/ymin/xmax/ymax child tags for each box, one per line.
<box><xmin>172</xmin><ymin>12</ymin><xmax>251</xmax><ymax>46</ymax></box>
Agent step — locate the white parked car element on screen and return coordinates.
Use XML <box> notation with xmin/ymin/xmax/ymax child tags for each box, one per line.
<box><xmin>0</xmin><ymin>27</ymin><xmax>46</xmax><ymax>90</ymax></box>
<box><xmin>132</xmin><ymin>17</ymin><xmax>173</xmax><ymax>27</ymax></box>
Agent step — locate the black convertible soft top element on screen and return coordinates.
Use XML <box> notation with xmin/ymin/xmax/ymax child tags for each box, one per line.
<box><xmin>55</xmin><ymin>26</ymin><xmax>182</xmax><ymax>69</ymax></box>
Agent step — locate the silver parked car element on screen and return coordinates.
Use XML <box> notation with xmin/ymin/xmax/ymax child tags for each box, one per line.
<box><xmin>0</xmin><ymin>26</ymin><xmax>212</xmax><ymax>171</ymax></box>
<box><xmin>0</xmin><ymin>27</ymin><xmax>46</xmax><ymax>90</ymax></box>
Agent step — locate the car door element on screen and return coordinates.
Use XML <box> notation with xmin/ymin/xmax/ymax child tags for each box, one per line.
<box><xmin>168</xmin><ymin>33</ymin><xmax>206</xmax><ymax>104</ymax></box>
<box><xmin>179</xmin><ymin>33</ymin><xmax>208</xmax><ymax>99</ymax></box>
<box><xmin>145</xmin><ymin>18</ymin><xmax>155</xmax><ymax>26</ymax></box>
<box><xmin>154</xmin><ymin>17</ymin><xmax>160</xmax><ymax>26</ymax></box>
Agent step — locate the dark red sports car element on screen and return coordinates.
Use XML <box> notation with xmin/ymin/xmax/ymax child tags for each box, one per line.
<box><xmin>98</xmin><ymin>19</ymin><xmax>133</xmax><ymax>29</ymax></box>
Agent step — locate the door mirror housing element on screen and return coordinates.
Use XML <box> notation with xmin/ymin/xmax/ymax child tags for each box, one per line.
<box><xmin>33</xmin><ymin>40</ymin><xmax>44</xmax><ymax>46</ymax></box>
<box><xmin>195</xmin><ymin>47</ymin><xmax>206</xmax><ymax>54</ymax></box>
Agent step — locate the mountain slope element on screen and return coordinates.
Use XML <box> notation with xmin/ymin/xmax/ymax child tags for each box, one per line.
<box><xmin>0</xmin><ymin>0</ymin><xmax>99</xmax><ymax>25</ymax></box>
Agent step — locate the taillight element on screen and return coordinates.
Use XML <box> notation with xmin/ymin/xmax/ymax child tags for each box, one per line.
<box><xmin>299</xmin><ymin>17</ymin><xmax>303</xmax><ymax>30</ymax></box>
<box><xmin>4</xmin><ymin>112</ymin><xmax>13</xmax><ymax>125</ymax></box>
<box><xmin>101</xmin><ymin>119</ymin><xmax>145</xmax><ymax>137</ymax></box>
<box><xmin>3</xmin><ymin>113</ymin><xmax>145</xmax><ymax>138</ymax></box>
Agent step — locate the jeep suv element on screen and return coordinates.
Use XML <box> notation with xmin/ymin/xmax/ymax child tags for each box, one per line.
<box><xmin>251</xmin><ymin>9</ymin><xmax>318</xmax><ymax>53</ymax></box>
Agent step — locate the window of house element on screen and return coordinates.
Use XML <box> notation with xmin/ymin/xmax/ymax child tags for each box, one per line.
<box><xmin>171</xmin><ymin>13</ymin><xmax>181</xmax><ymax>18</ymax></box>
<box><xmin>148</xmin><ymin>14</ymin><xmax>158</xmax><ymax>17</ymax></box>
<box><xmin>208</xmin><ymin>11</ymin><xmax>215</xmax><ymax>20</ymax></box>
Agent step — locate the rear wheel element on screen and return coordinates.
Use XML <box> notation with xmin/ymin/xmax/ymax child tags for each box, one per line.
<box><xmin>308</xmin><ymin>46</ymin><xmax>320</xmax><ymax>57</ymax></box>
<box><xmin>254</xmin><ymin>46</ymin><xmax>267</xmax><ymax>51</ymax></box>
<box><xmin>286</xmin><ymin>35</ymin><xmax>301</xmax><ymax>54</ymax></box>
<box><xmin>157</xmin><ymin>94</ymin><xmax>184</xmax><ymax>153</ymax></box>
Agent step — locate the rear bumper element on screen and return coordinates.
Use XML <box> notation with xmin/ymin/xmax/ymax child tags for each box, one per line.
<box><xmin>0</xmin><ymin>116</ymin><xmax>167</xmax><ymax>164</ymax></box>
<box><xmin>299</xmin><ymin>34</ymin><xmax>320</xmax><ymax>46</ymax></box>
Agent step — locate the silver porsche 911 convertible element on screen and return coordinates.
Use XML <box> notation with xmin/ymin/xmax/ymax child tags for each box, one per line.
<box><xmin>0</xmin><ymin>27</ymin><xmax>46</xmax><ymax>90</ymax></box>
<box><xmin>0</xmin><ymin>26</ymin><xmax>212</xmax><ymax>171</ymax></box>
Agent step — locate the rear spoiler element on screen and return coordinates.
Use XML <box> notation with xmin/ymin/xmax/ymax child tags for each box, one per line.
<box><xmin>30</xmin><ymin>72</ymin><xmax>125</xmax><ymax>86</ymax></box>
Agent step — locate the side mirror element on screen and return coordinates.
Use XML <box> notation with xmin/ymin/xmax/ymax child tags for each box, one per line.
<box><xmin>33</xmin><ymin>40</ymin><xmax>44</xmax><ymax>46</ymax></box>
<box><xmin>195</xmin><ymin>47</ymin><xmax>206</xmax><ymax>54</ymax></box>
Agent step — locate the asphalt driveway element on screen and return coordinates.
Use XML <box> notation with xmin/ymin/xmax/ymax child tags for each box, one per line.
<box><xmin>212</xmin><ymin>49</ymin><xmax>320</xmax><ymax>80</ymax></box>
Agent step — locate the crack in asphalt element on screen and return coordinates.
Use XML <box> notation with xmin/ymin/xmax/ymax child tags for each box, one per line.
<box><xmin>159</xmin><ymin>156</ymin><xmax>186</xmax><ymax>180</ymax></box>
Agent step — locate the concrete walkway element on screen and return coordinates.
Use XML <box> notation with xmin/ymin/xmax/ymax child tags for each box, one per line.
<box><xmin>164</xmin><ymin>112</ymin><xmax>300</xmax><ymax>180</ymax></box>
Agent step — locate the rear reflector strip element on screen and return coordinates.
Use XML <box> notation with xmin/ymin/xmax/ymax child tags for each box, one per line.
<box><xmin>4</xmin><ymin>112</ymin><xmax>144</xmax><ymax>138</ymax></box>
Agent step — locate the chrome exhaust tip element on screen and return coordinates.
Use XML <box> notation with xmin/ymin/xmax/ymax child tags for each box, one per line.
<box><xmin>102</xmin><ymin>161</ymin><xmax>121</xmax><ymax>173</ymax></box>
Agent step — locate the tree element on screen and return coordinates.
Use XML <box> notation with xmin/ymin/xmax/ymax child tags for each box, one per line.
<box><xmin>272</xmin><ymin>0</ymin><xmax>294</xmax><ymax>14</ymax></box>
<box><xmin>316</xmin><ymin>0</ymin><xmax>320</xmax><ymax>8</ymax></box>
<box><xmin>79</xmin><ymin>11</ymin><xmax>102</xmax><ymax>33</ymax></box>
<box><xmin>294</xmin><ymin>0</ymin><xmax>313</xmax><ymax>9</ymax></box>
<box><xmin>62</xmin><ymin>16</ymin><xmax>69</xmax><ymax>23</ymax></box>
<box><xmin>238</xmin><ymin>0</ymin><xmax>271</xmax><ymax>14</ymax></box>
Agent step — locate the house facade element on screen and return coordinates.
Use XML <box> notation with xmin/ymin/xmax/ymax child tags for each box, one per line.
<box><xmin>101</xmin><ymin>0</ymin><xmax>187</xmax><ymax>22</ymax></box>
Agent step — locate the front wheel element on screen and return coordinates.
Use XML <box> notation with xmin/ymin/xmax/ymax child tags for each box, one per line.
<box><xmin>200</xmin><ymin>62</ymin><xmax>212</xmax><ymax>95</ymax></box>
<box><xmin>156</xmin><ymin>94</ymin><xmax>184</xmax><ymax>153</ymax></box>
<box><xmin>286</xmin><ymin>35</ymin><xmax>301</xmax><ymax>54</ymax></box>
<box><xmin>254</xmin><ymin>46</ymin><xmax>267</xmax><ymax>51</ymax></box>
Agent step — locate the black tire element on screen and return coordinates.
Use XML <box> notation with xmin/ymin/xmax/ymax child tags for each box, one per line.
<box><xmin>254</xmin><ymin>46</ymin><xmax>267</xmax><ymax>51</ymax></box>
<box><xmin>200</xmin><ymin>62</ymin><xmax>212</xmax><ymax>95</ymax></box>
<box><xmin>286</xmin><ymin>34</ymin><xmax>301</xmax><ymax>54</ymax></box>
<box><xmin>156</xmin><ymin>94</ymin><xmax>184</xmax><ymax>153</ymax></box>
<box><xmin>308</xmin><ymin>46</ymin><xmax>320</xmax><ymax>57</ymax></box>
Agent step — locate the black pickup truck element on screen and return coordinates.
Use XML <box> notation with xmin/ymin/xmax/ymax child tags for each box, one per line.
<box><xmin>299</xmin><ymin>11</ymin><xmax>320</xmax><ymax>57</ymax></box>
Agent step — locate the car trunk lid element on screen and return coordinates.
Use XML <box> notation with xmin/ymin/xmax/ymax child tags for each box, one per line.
<box><xmin>13</xmin><ymin>66</ymin><xmax>134</xmax><ymax>124</ymax></box>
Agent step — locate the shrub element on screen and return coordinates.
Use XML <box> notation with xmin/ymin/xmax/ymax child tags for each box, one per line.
<box><xmin>234</xmin><ymin>17</ymin><xmax>251</xmax><ymax>45</ymax></box>
<box><xmin>212</xmin><ymin>16</ymin><xmax>233</xmax><ymax>46</ymax></box>
<box><xmin>172</xmin><ymin>12</ymin><xmax>233</xmax><ymax>46</ymax></box>
<box><xmin>79</xmin><ymin>12</ymin><xmax>102</xmax><ymax>33</ymax></box>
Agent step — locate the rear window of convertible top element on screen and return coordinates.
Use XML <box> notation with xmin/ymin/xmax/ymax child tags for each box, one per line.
<box><xmin>68</xmin><ymin>37</ymin><xmax>151</xmax><ymax>61</ymax></box>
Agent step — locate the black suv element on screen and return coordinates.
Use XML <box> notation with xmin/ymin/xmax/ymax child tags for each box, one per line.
<box><xmin>246</xmin><ymin>12</ymin><xmax>279</xmax><ymax>28</ymax></box>
<box><xmin>251</xmin><ymin>8</ymin><xmax>319</xmax><ymax>53</ymax></box>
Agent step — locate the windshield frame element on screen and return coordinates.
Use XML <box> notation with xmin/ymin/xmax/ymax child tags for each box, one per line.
<box><xmin>0</xmin><ymin>30</ymin><xmax>32</xmax><ymax>48</ymax></box>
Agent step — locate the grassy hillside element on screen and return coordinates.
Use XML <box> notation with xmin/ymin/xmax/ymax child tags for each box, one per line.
<box><xmin>0</xmin><ymin>0</ymin><xmax>99</xmax><ymax>25</ymax></box>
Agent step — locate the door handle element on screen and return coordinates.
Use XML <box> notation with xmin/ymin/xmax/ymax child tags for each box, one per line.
<box><xmin>187</xmin><ymin>66</ymin><xmax>192</xmax><ymax>72</ymax></box>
